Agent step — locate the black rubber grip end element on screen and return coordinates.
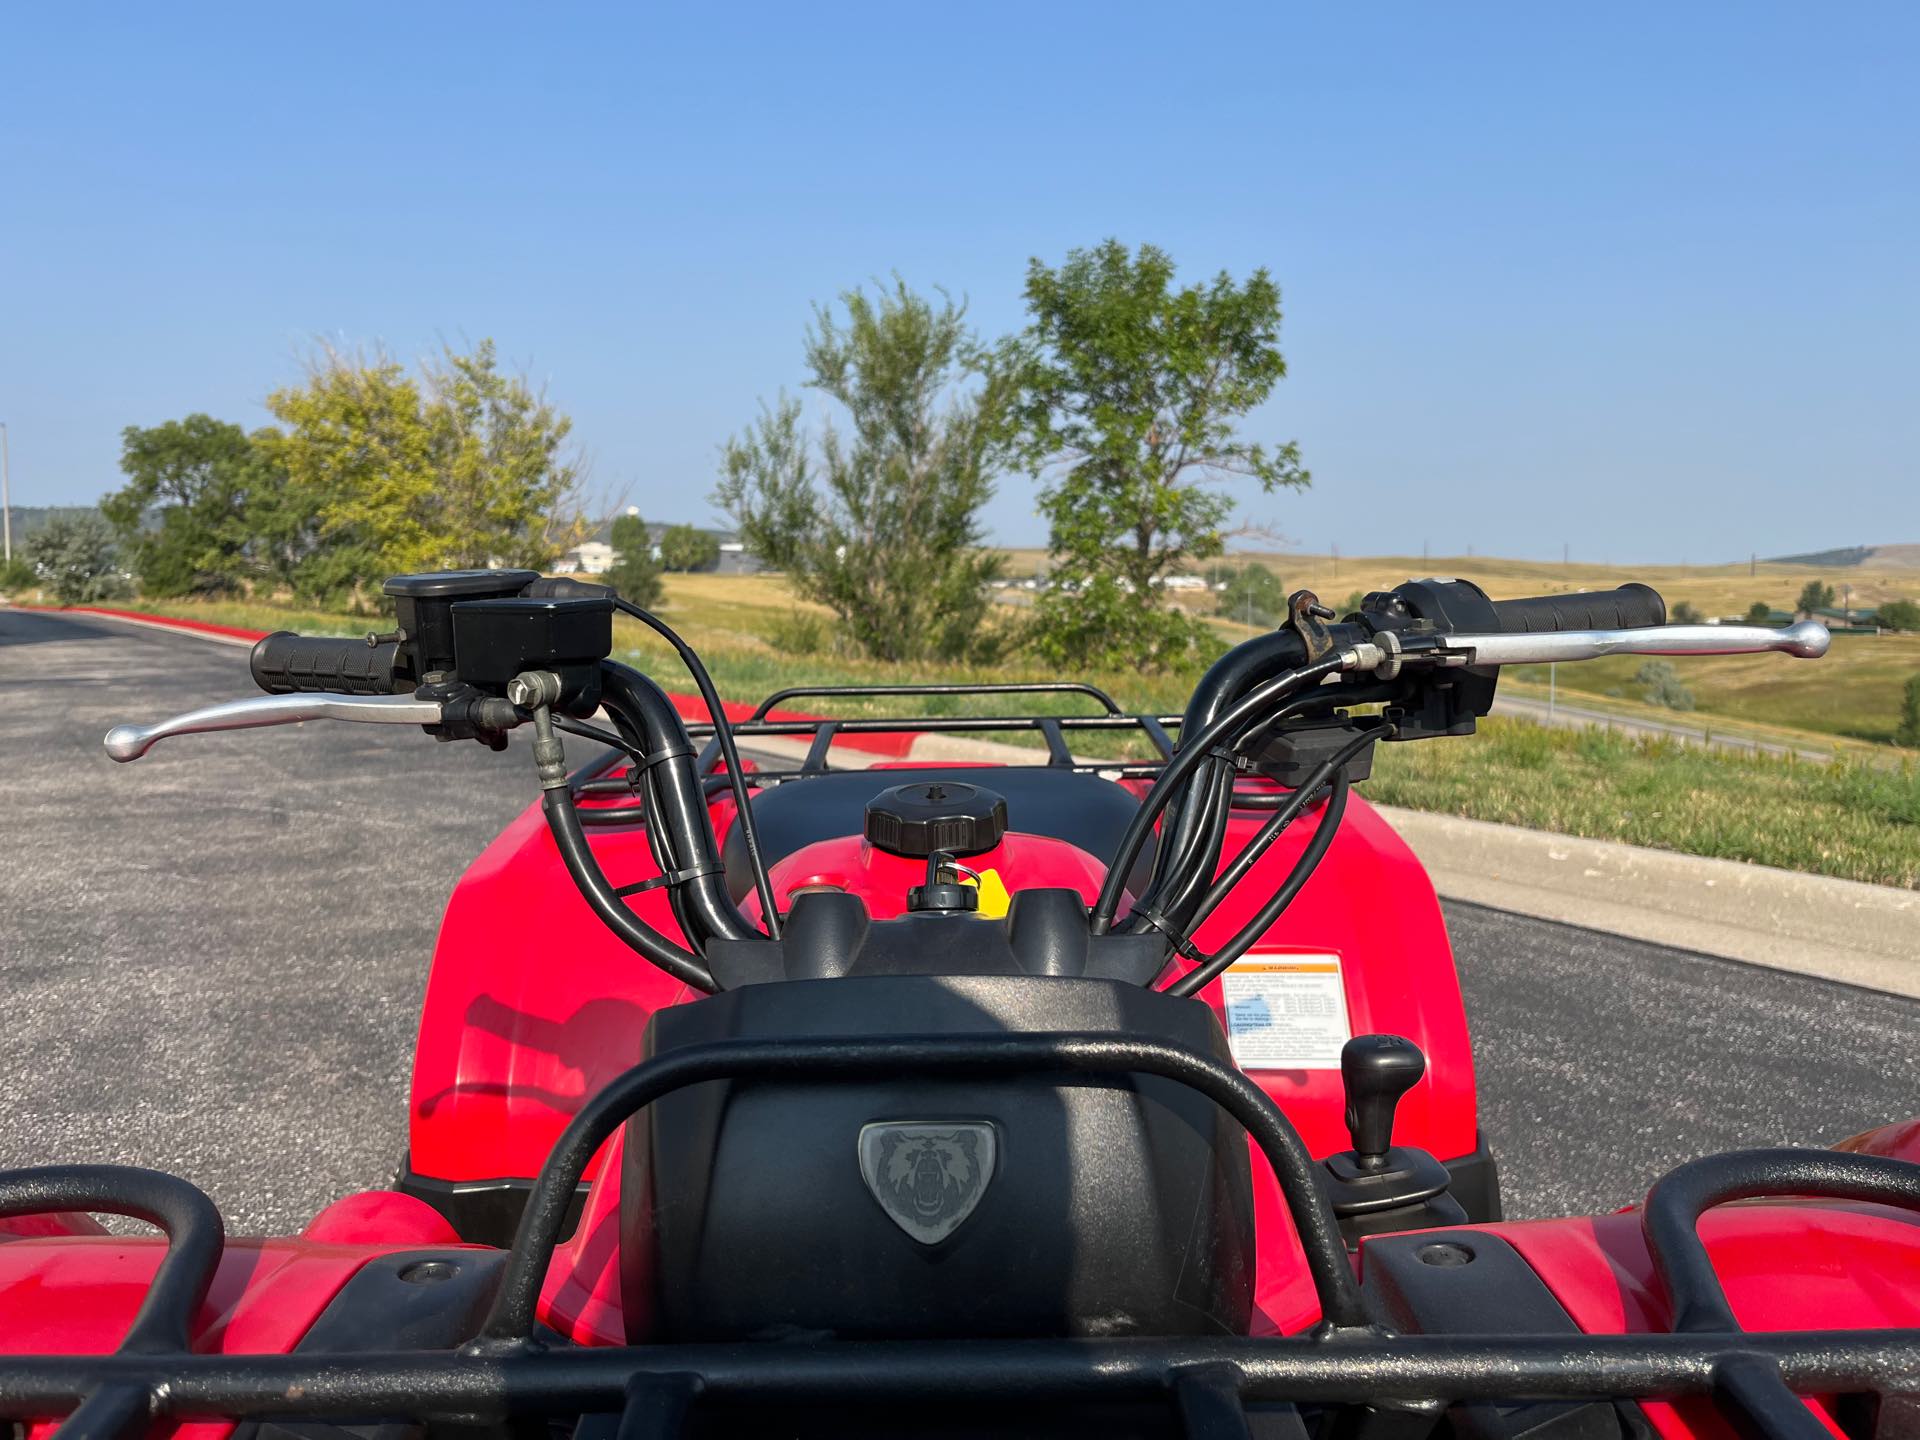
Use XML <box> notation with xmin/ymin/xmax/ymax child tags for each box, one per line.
<box><xmin>250</xmin><ymin>632</ymin><xmax>400</xmax><ymax>695</ymax></box>
<box><xmin>1489</xmin><ymin>583</ymin><xmax>1666</xmax><ymax>634</ymax></box>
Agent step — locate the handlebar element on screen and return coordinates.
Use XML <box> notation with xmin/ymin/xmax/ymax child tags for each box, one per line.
<box><xmin>1489</xmin><ymin>582</ymin><xmax>1666</xmax><ymax>634</ymax></box>
<box><xmin>250</xmin><ymin>632</ymin><xmax>400</xmax><ymax>695</ymax></box>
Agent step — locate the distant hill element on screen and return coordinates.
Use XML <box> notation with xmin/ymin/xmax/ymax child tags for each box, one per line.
<box><xmin>1764</xmin><ymin>544</ymin><xmax>1920</xmax><ymax>570</ymax></box>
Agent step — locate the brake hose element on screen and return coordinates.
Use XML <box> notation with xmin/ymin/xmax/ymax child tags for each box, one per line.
<box><xmin>1174</xmin><ymin>724</ymin><xmax>1387</xmax><ymax>949</ymax></box>
<box><xmin>1152</xmin><ymin>725</ymin><xmax>1382</xmax><ymax>998</ymax></box>
<box><xmin>613</xmin><ymin>597</ymin><xmax>782</xmax><ymax>939</ymax></box>
<box><xmin>1090</xmin><ymin>654</ymin><xmax>1347</xmax><ymax>935</ymax></box>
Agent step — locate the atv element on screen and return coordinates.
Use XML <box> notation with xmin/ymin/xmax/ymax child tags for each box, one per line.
<box><xmin>4</xmin><ymin>568</ymin><xmax>1911</xmax><ymax>1440</ymax></box>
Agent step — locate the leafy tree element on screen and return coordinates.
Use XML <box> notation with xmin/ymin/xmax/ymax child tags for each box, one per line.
<box><xmin>716</xmin><ymin>280</ymin><xmax>1007</xmax><ymax>663</ymax></box>
<box><xmin>1669</xmin><ymin>599</ymin><xmax>1703</xmax><ymax>624</ymax></box>
<box><xmin>1744</xmin><ymin>601</ymin><xmax>1773</xmax><ymax>624</ymax></box>
<box><xmin>1634</xmin><ymin>659</ymin><xmax>1695</xmax><ymax>711</ymax></box>
<box><xmin>1003</xmin><ymin>240</ymin><xmax>1308</xmax><ymax>668</ymax></box>
<box><xmin>1215</xmin><ymin>563</ymin><xmax>1286</xmax><ymax>627</ymax></box>
<box><xmin>265</xmin><ymin>340</ymin><xmax>584</xmax><ymax>601</ymax></box>
<box><xmin>1796</xmin><ymin>580</ymin><xmax>1836</xmax><ymax>615</ymax></box>
<box><xmin>100</xmin><ymin>415</ymin><xmax>292</xmax><ymax>597</ymax></box>
<box><xmin>1897</xmin><ymin>674</ymin><xmax>1920</xmax><ymax>749</ymax></box>
<box><xmin>24</xmin><ymin>512</ymin><xmax>124</xmax><ymax>604</ymax></box>
<box><xmin>0</xmin><ymin>557</ymin><xmax>35</xmax><ymax>593</ymax></box>
<box><xmin>657</xmin><ymin>524</ymin><xmax>720</xmax><ymax>573</ymax></box>
<box><xmin>605</xmin><ymin>512</ymin><xmax>662</xmax><ymax>608</ymax></box>
<box><xmin>1875</xmin><ymin>598</ymin><xmax>1920</xmax><ymax>633</ymax></box>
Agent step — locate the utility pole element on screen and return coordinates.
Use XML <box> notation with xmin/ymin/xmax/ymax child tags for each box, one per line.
<box><xmin>1</xmin><ymin>422</ymin><xmax>10</xmax><ymax>564</ymax></box>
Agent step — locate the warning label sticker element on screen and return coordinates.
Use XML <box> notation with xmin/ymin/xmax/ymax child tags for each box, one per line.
<box><xmin>1219</xmin><ymin>955</ymin><xmax>1351</xmax><ymax>1069</ymax></box>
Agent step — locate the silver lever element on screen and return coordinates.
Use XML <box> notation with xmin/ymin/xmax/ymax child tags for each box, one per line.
<box><xmin>1424</xmin><ymin>620</ymin><xmax>1830</xmax><ymax>668</ymax></box>
<box><xmin>104</xmin><ymin>693</ymin><xmax>445</xmax><ymax>762</ymax></box>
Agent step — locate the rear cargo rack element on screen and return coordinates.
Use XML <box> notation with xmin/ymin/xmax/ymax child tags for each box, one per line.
<box><xmin>2</xmin><ymin>1034</ymin><xmax>1916</xmax><ymax>1440</ymax></box>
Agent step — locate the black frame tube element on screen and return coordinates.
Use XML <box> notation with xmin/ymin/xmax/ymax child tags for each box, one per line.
<box><xmin>0</xmin><ymin>1167</ymin><xmax>223</xmax><ymax>1357</ymax></box>
<box><xmin>3</xmin><ymin>1333</ymin><xmax>1916</xmax><ymax>1422</ymax></box>
<box><xmin>1643</xmin><ymin>1148</ymin><xmax>1920</xmax><ymax>1334</ymax></box>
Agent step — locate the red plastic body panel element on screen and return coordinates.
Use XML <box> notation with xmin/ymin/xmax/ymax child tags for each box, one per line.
<box><xmin>0</xmin><ymin>1213</ymin><xmax>480</xmax><ymax>1440</ymax></box>
<box><xmin>409</xmin><ymin>768</ymin><xmax>1477</xmax><ymax>1189</ymax></box>
<box><xmin>1481</xmin><ymin>1202</ymin><xmax>1920</xmax><ymax>1439</ymax></box>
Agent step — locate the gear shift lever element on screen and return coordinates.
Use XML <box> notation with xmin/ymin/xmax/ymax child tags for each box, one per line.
<box><xmin>1342</xmin><ymin>1034</ymin><xmax>1425</xmax><ymax>1170</ymax></box>
<box><xmin>1324</xmin><ymin>1033</ymin><xmax>1465</xmax><ymax>1246</ymax></box>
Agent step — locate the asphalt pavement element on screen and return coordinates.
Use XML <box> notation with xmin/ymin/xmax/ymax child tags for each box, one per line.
<box><xmin>2</xmin><ymin>607</ymin><xmax>1916</xmax><ymax>1234</ymax></box>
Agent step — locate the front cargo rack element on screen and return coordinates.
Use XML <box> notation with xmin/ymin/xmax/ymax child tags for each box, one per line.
<box><xmin>2</xmin><ymin>1033</ymin><xmax>1916</xmax><ymax>1440</ymax></box>
<box><xmin>685</xmin><ymin>681</ymin><xmax>1186</xmax><ymax>775</ymax></box>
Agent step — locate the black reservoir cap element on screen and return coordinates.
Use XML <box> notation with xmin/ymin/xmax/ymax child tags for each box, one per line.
<box><xmin>865</xmin><ymin>781</ymin><xmax>1008</xmax><ymax>858</ymax></box>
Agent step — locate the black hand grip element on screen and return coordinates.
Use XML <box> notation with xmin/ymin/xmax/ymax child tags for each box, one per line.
<box><xmin>249</xmin><ymin>632</ymin><xmax>400</xmax><ymax>695</ymax></box>
<box><xmin>1489</xmin><ymin>582</ymin><xmax>1666</xmax><ymax>634</ymax></box>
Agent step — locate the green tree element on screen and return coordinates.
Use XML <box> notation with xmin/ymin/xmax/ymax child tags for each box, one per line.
<box><xmin>1215</xmin><ymin>563</ymin><xmax>1286</xmax><ymax>627</ymax></box>
<box><xmin>657</xmin><ymin>524</ymin><xmax>720</xmax><ymax>573</ymax></box>
<box><xmin>1003</xmin><ymin>240</ymin><xmax>1308</xmax><ymax>668</ymax></box>
<box><xmin>1874</xmin><ymin>598</ymin><xmax>1920</xmax><ymax>633</ymax></box>
<box><xmin>100</xmin><ymin>415</ymin><xmax>292</xmax><ymax>597</ymax></box>
<box><xmin>1796</xmin><ymin>580</ymin><xmax>1836</xmax><ymax>615</ymax></box>
<box><xmin>1897</xmin><ymin>674</ymin><xmax>1920</xmax><ymax>749</ymax></box>
<box><xmin>265</xmin><ymin>340</ymin><xmax>584</xmax><ymax>602</ymax></box>
<box><xmin>716</xmin><ymin>280</ymin><xmax>1007</xmax><ymax>663</ymax></box>
<box><xmin>1670</xmin><ymin>599</ymin><xmax>1703</xmax><ymax>624</ymax></box>
<box><xmin>1744</xmin><ymin>601</ymin><xmax>1773</xmax><ymax>624</ymax></box>
<box><xmin>0</xmin><ymin>557</ymin><xmax>35</xmax><ymax>594</ymax></box>
<box><xmin>24</xmin><ymin>512</ymin><xmax>124</xmax><ymax>604</ymax></box>
<box><xmin>605</xmin><ymin>512</ymin><xmax>662</xmax><ymax>608</ymax></box>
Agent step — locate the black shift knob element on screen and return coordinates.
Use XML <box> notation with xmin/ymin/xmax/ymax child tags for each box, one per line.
<box><xmin>1341</xmin><ymin>1034</ymin><xmax>1425</xmax><ymax>1168</ymax></box>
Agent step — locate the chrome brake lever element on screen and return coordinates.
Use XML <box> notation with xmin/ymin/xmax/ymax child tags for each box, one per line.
<box><xmin>1417</xmin><ymin>620</ymin><xmax>1830</xmax><ymax>668</ymax></box>
<box><xmin>104</xmin><ymin>692</ymin><xmax>445</xmax><ymax>762</ymax></box>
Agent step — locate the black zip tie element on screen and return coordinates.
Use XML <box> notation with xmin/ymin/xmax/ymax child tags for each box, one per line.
<box><xmin>1134</xmin><ymin>905</ymin><xmax>1206</xmax><ymax>962</ymax></box>
<box><xmin>635</xmin><ymin>743</ymin><xmax>696</xmax><ymax>772</ymax></box>
<box><xmin>612</xmin><ymin>859</ymin><xmax>725</xmax><ymax>897</ymax></box>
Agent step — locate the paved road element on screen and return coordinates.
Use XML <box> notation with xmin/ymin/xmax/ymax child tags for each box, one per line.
<box><xmin>3</xmin><ymin>608</ymin><xmax>1916</xmax><ymax>1233</ymax></box>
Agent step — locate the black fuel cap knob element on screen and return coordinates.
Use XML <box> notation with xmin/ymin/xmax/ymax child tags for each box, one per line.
<box><xmin>865</xmin><ymin>781</ymin><xmax>1008</xmax><ymax>857</ymax></box>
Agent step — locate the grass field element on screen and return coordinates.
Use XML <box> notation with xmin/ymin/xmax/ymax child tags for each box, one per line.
<box><xmin>97</xmin><ymin>564</ymin><xmax>1920</xmax><ymax>890</ymax></box>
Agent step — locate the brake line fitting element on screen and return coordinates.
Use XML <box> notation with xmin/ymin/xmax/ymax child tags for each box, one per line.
<box><xmin>513</xmin><ymin>670</ymin><xmax>571</xmax><ymax>791</ymax></box>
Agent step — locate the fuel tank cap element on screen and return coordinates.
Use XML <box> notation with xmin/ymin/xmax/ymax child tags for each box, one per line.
<box><xmin>865</xmin><ymin>781</ymin><xmax>1008</xmax><ymax>857</ymax></box>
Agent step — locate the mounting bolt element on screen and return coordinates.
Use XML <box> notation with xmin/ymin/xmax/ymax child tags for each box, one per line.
<box><xmin>508</xmin><ymin>670</ymin><xmax>564</xmax><ymax>709</ymax></box>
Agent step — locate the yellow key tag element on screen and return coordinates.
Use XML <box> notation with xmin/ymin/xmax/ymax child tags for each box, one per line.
<box><xmin>964</xmin><ymin>868</ymin><xmax>1013</xmax><ymax>919</ymax></box>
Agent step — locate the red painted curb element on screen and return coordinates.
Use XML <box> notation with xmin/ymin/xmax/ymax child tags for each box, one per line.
<box><xmin>48</xmin><ymin>605</ymin><xmax>916</xmax><ymax>757</ymax></box>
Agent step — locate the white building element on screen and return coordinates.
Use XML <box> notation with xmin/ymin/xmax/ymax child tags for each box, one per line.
<box><xmin>560</xmin><ymin>540</ymin><xmax>617</xmax><ymax>574</ymax></box>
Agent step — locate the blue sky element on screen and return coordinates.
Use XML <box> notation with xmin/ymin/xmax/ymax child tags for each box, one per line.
<box><xmin>3</xmin><ymin>3</ymin><xmax>1914</xmax><ymax>562</ymax></box>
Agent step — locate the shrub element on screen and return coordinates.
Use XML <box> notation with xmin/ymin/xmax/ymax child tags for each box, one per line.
<box><xmin>1897</xmin><ymin>674</ymin><xmax>1920</xmax><ymax>750</ymax></box>
<box><xmin>1670</xmin><ymin>600</ymin><xmax>1702</xmax><ymax>624</ymax></box>
<box><xmin>0</xmin><ymin>556</ymin><xmax>35</xmax><ymax>594</ymax></box>
<box><xmin>1634</xmin><ymin>659</ymin><xmax>1695</xmax><ymax>711</ymax></box>
<box><xmin>1744</xmin><ymin>601</ymin><xmax>1772</xmax><ymax>625</ymax></box>
<box><xmin>23</xmin><ymin>513</ymin><xmax>125</xmax><ymax>605</ymax></box>
<box><xmin>763</xmin><ymin>611</ymin><xmax>828</xmax><ymax>656</ymax></box>
<box><xmin>1877</xmin><ymin>598</ymin><xmax>1920</xmax><ymax>633</ymax></box>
